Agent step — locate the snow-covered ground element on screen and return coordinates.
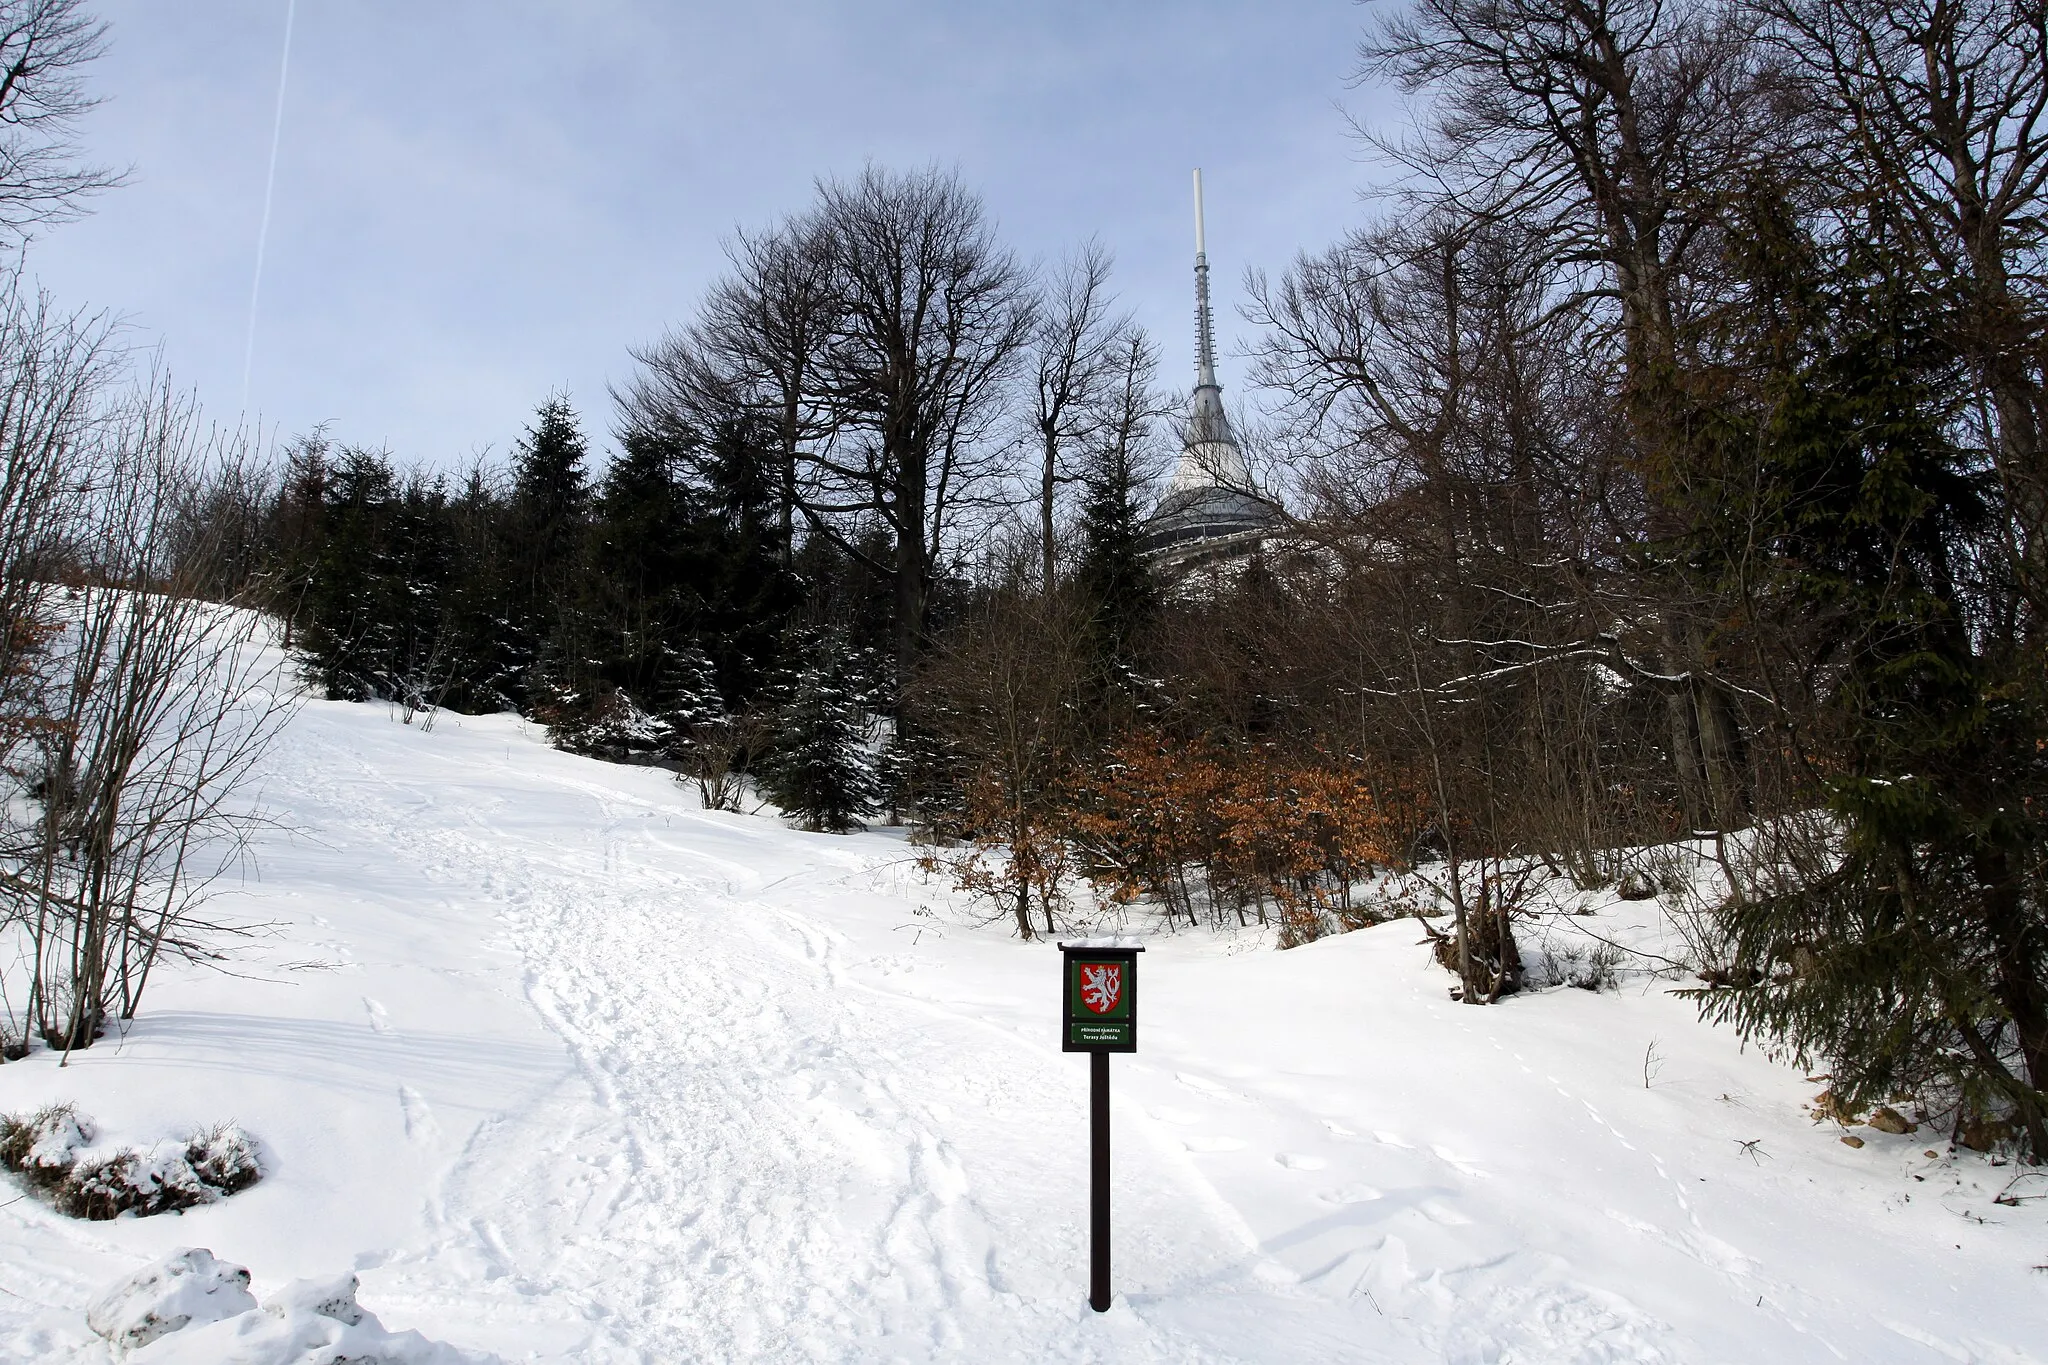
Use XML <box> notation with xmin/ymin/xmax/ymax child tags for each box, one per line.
<box><xmin>2</xmin><ymin>691</ymin><xmax>2043</xmax><ymax>1362</ymax></box>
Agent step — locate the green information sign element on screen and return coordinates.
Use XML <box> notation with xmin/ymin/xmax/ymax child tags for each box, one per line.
<box><xmin>1060</xmin><ymin>941</ymin><xmax>1141</xmax><ymax>1053</ymax></box>
<box><xmin>1059</xmin><ymin>938</ymin><xmax>1144</xmax><ymax>1312</ymax></box>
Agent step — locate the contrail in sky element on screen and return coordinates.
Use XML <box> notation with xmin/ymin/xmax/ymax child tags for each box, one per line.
<box><xmin>241</xmin><ymin>0</ymin><xmax>298</xmax><ymax>415</ymax></box>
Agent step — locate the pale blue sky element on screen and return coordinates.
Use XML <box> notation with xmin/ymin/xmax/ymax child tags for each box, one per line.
<box><xmin>23</xmin><ymin>1</ymin><xmax>1397</xmax><ymax>467</ymax></box>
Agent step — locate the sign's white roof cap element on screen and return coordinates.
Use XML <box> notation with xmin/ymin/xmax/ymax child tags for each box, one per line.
<box><xmin>1058</xmin><ymin>937</ymin><xmax>1147</xmax><ymax>950</ymax></box>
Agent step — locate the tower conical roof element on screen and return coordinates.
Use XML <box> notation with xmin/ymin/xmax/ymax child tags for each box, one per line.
<box><xmin>1167</xmin><ymin>168</ymin><xmax>1253</xmax><ymax>495</ymax></box>
<box><xmin>1144</xmin><ymin>170</ymin><xmax>1284</xmax><ymax>559</ymax></box>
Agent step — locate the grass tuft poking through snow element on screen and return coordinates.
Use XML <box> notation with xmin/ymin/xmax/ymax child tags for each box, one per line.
<box><xmin>0</xmin><ymin>1105</ymin><xmax>261</xmax><ymax>1219</ymax></box>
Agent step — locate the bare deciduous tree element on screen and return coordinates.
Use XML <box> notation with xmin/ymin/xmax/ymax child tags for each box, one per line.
<box><xmin>1361</xmin><ymin>0</ymin><xmax>1784</xmax><ymax>832</ymax></box>
<box><xmin>1025</xmin><ymin>239</ymin><xmax>1129</xmax><ymax>594</ymax></box>
<box><xmin>912</xmin><ymin>548</ymin><xmax>1094</xmax><ymax>939</ymax></box>
<box><xmin>0</xmin><ymin>0</ymin><xmax>123</xmax><ymax>242</ymax></box>
<box><xmin>621</xmin><ymin>219</ymin><xmax>841</xmax><ymax>569</ymax></box>
<box><xmin>619</xmin><ymin>166</ymin><xmax>1034</xmax><ymax>692</ymax></box>
<box><xmin>0</xmin><ymin>352</ymin><xmax>293</xmax><ymax>1055</ymax></box>
<box><xmin>808</xmin><ymin>165</ymin><xmax>1035</xmax><ymax>682</ymax></box>
<box><xmin>1761</xmin><ymin>0</ymin><xmax>2048</xmax><ymax>599</ymax></box>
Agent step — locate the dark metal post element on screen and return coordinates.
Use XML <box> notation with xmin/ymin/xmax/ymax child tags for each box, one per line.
<box><xmin>1062</xmin><ymin>941</ymin><xmax>1138</xmax><ymax>1313</ymax></box>
<box><xmin>1090</xmin><ymin>1048</ymin><xmax>1110</xmax><ymax>1312</ymax></box>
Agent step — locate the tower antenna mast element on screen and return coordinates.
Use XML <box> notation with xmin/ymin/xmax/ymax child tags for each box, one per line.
<box><xmin>1193</xmin><ymin>168</ymin><xmax>1218</xmax><ymax>390</ymax></box>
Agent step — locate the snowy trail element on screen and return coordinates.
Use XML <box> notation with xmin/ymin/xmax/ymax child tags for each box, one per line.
<box><xmin>4</xmin><ymin>699</ymin><xmax>2044</xmax><ymax>1364</ymax></box>
<box><xmin>300</xmin><ymin>724</ymin><xmax>1267</xmax><ymax>1362</ymax></box>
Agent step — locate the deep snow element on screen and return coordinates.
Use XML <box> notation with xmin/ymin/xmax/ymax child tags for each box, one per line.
<box><xmin>1</xmin><ymin>690</ymin><xmax>2043</xmax><ymax>1362</ymax></box>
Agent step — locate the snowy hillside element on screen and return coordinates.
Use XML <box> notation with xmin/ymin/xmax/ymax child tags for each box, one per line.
<box><xmin>1</xmin><ymin>691</ymin><xmax>2043</xmax><ymax>1363</ymax></box>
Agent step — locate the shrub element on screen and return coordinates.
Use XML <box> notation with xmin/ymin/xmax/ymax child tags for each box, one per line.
<box><xmin>0</xmin><ymin>1107</ymin><xmax>261</xmax><ymax>1218</ymax></box>
<box><xmin>0</xmin><ymin>1101</ymin><xmax>90</xmax><ymax>1191</ymax></box>
<box><xmin>1526</xmin><ymin>935</ymin><xmax>1625</xmax><ymax>992</ymax></box>
<box><xmin>56</xmin><ymin>1151</ymin><xmax>147</xmax><ymax>1219</ymax></box>
<box><xmin>186</xmin><ymin>1122</ymin><xmax>262</xmax><ymax>1195</ymax></box>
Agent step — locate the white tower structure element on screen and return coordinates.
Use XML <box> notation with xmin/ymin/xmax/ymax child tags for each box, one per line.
<box><xmin>1145</xmin><ymin>169</ymin><xmax>1283</xmax><ymax>559</ymax></box>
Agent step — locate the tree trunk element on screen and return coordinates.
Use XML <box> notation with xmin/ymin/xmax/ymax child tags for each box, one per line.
<box><xmin>1041</xmin><ymin>427</ymin><xmax>1058</xmax><ymax>596</ymax></box>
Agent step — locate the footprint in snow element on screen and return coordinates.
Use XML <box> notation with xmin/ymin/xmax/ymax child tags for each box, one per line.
<box><xmin>1149</xmin><ymin>1106</ymin><xmax>1201</xmax><ymax>1126</ymax></box>
<box><xmin>915</xmin><ymin>1131</ymin><xmax>968</xmax><ymax>1204</ymax></box>
<box><xmin>1374</xmin><ymin>1130</ymin><xmax>1414</xmax><ymax>1149</ymax></box>
<box><xmin>1432</xmin><ymin>1145</ymin><xmax>1489</xmax><ymax>1178</ymax></box>
<box><xmin>1275</xmin><ymin>1152</ymin><xmax>1327</xmax><ymax>1171</ymax></box>
<box><xmin>363</xmin><ymin>997</ymin><xmax>391</xmax><ymax>1034</ymax></box>
<box><xmin>398</xmin><ymin>1085</ymin><xmax>440</xmax><ymax>1144</ymax></box>
<box><xmin>1320</xmin><ymin>1182</ymin><xmax>1384</xmax><ymax>1204</ymax></box>
<box><xmin>1183</xmin><ymin>1136</ymin><xmax>1248</xmax><ymax>1154</ymax></box>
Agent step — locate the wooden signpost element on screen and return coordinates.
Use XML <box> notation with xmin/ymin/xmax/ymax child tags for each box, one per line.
<box><xmin>1059</xmin><ymin>938</ymin><xmax>1143</xmax><ymax>1313</ymax></box>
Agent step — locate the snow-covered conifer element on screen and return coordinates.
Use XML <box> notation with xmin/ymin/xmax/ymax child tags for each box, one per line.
<box><xmin>758</xmin><ymin>633</ymin><xmax>880</xmax><ymax>833</ymax></box>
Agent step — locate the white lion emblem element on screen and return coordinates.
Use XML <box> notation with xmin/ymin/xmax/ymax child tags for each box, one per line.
<box><xmin>1080</xmin><ymin>963</ymin><xmax>1122</xmax><ymax>1014</ymax></box>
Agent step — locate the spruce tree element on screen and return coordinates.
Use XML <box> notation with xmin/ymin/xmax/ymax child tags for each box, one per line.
<box><xmin>1075</xmin><ymin>438</ymin><xmax>1157</xmax><ymax>678</ymax></box>
<box><xmin>292</xmin><ymin>449</ymin><xmax>464</xmax><ymax>708</ymax></box>
<box><xmin>758</xmin><ymin>632</ymin><xmax>881</xmax><ymax>833</ymax></box>
<box><xmin>568</xmin><ymin>418</ymin><xmax>797</xmax><ymax>747</ymax></box>
<box><xmin>436</xmin><ymin>464</ymin><xmax>524</xmax><ymax>712</ymax></box>
<box><xmin>691</xmin><ymin>414</ymin><xmax>804</xmax><ymax>706</ymax></box>
<box><xmin>1690</xmin><ymin>213</ymin><xmax>2048</xmax><ymax>1159</ymax></box>
<box><xmin>266</xmin><ymin>431</ymin><xmax>330</xmax><ymax>649</ymax></box>
<box><xmin>647</xmin><ymin>638</ymin><xmax>725</xmax><ymax>744</ymax></box>
<box><xmin>296</xmin><ymin>447</ymin><xmax>399</xmax><ymax>701</ymax></box>
<box><xmin>590</xmin><ymin>426</ymin><xmax>699</xmax><ymax>701</ymax></box>
<box><xmin>511</xmin><ymin>395</ymin><xmax>590</xmax><ymax>548</ymax></box>
<box><xmin>505</xmin><ymin>395</ymin><xmax>592</xmax><ymax>710</ymax></box>
<box><xmin>381</xmin><ymin>472</ymin><xmax>461</xmax><ymax>713</ymax></box>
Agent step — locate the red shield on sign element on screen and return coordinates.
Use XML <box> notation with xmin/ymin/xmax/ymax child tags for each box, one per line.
<box><xmin>1079</xmin><ymin>962</ymin><xmax>1123</xmax><ymax>1014</ymax></box>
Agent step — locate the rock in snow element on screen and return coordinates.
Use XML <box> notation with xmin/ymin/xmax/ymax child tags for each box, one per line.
<box><xmin>84</xmin><ymin>1249</ymin><xmax>256</xmax><ymax>1352</ymax></box>
<box><xmin>258</xmin><ymin>1273</ymin><xmax>365</xmax><ymax>1328</ymax></box>
<box><xmin>87</xmin><ymin>1251</ymin><xmax>491</xmax><ymax>1364</ymax></box>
